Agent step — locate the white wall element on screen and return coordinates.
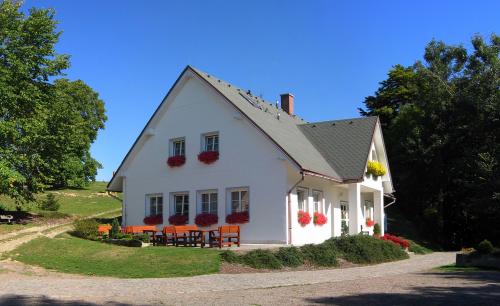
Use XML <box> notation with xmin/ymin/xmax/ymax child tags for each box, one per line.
<box><xmin>122</xmin><ymin>75</ymin><xmax>288</xmax><ymax>243</ymax></box>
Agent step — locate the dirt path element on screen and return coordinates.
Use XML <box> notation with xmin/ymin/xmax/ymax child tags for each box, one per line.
<box><xmin>0</xmin><ymin>208</ymin><xmax>121</xmax><ymax>254</ymax></box>
<box><xmin>0</xmin><ymin>252</ymin><xmax>459</xmax><ymax>305</ymax></box>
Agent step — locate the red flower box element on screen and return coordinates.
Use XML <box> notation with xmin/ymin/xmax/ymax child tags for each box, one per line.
<box><xmin>168</xmin><ymin>214</ymin><xmax>188</xmax><ymax>225</ymax></box>
<box><xmin>380</xmin><ymin>234</ymin><xmax>410</xmax><ymax>249</ymax></box>
<box><xmin>167</xmin><ymin>155</ymin><xmax>185</xmax><ymax>167</ymax></box>
<box><xmin>143</xmin><ymin>215</ymin><xmax>163</xmax><ymax>225</ymax></box>
<box><xmin>195</xmin><ymin>213</ymin><xmax>218</xmax><ymax>227</ymax></box>
<box><xmin>297</xmin><ymin>210</ymin><xmax>311</xmax><ymax>226</ymax></box>
<box><xmin>198</xmin><ymin>151</ymin><xmax>219</xmax><ymax>164</ymax></box>
<box><xmin>226</xmin><ymin>211</ymin><xmax>249</xmax><ymax>224</ymax></box>
<box><xmin>313</xmin><ymin>212</ymin><xmax>328</xmax><ymax>225</ymax></box>
<box><xmin>366</xmin><ymin>218</ymin><xmax>375</xmax><ymax>227</ymax></box>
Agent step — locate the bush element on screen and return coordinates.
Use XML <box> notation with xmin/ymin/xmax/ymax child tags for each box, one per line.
<box><xmin>220</xmin><ymin>250</ymin><xmax>240</xmax><ymax>263</ymax></box>
<box><xmin>326</xmin><ymin>235</ymin><xmax>408</xmax><ymax>264</ymax></box>
<box><xmin>373</xmin><ymin>223</ymin><xmax>381</xmax><ymax>236</ymax></box>
<box><xmin>73</xmin><ymin>219</ymin><xmax>99</xmax><ymax>240</ymax></box>
<box><xmin>300</xmin><ymin>243</ymin><xmax>338</xmax><ymax>267</ymax></box>
<box><xmin>133</xmin><ymin>233</ymin><xmax>150</xmax><ymax>243</ymax></box>
<box><xmin>110</xmin><ymin>218</ymin><xmax>120</xmax><ymax>239</ymax></box>
<box><xmin>477</xmin><ymin>239</ymin><xmax>494</xmax><ymax>254</ymax></box>
<box><xmin>241</xmin><ymin>249</ymin><xmax>282</xmax><ymax>269</ymax></box>
<box><xmin>275</xmin><ymin>247</ymin><xmax>304</xmax><ymax>267</ymax></box>
<box><xmin>0</xmin><ymin>203</ymin><xmax>7</xmax><ymax>213</ymax></box>
<box><xmin>39</xmin><ymin>193</ymin><xmax>60</xmax><ymax>211</ymax></box>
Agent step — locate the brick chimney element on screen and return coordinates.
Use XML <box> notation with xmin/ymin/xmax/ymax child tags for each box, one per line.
<box><xmin>280</xmin><ymin>93</ymin><xmax>294</xmax><ymax>115</ymax></box>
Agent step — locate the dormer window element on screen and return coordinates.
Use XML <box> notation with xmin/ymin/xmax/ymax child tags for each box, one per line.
<box><xmin>204</xmin><ymin>134</ymin><xmax>219</xmax><ymax>152</ymax></box>
<box><xmin>172</xmin><ymin>139</ymin><xmax>185</xmax><ymax>156</ymax></box>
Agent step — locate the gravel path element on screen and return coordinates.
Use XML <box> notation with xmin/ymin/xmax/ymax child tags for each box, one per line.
<box><xmin>0</xmin><ymin>252</ymin><xmax>458</xmax><ymax>305</ymax></box>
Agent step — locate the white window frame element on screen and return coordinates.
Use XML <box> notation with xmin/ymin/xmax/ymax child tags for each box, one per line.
<box><xmin>227</xmin><ymin>187</ymin><xmax>249</xmax><ymax>213</ymax></box>
<box><xmin>312</xmin><ymin>190</ymin><xmax>324</xmax><ymax>213</ymax></box>
<box><xmin>202</xmin><ymin>132</ymin><xmax>219</xmax><ymax>152</ymax></box>
<box><xmin>197</xmin><ymin>190</ymin><xmax>218</xmax><ymax>214</ymax></box>
<box><xmin>146</xmin><ymin>193</ymin><xmax>163</xmax><ymax>217</ymax></box>
<box><xmin>170</xmin><ymin>138</ymin><xmax>185</xmax><ymax>157</ymax></box>
<box><xmin>340</xmin><ymin>200</ymin><xmax>349</xmax><ymax>234</ymax></box>
<box><xmin>171</xmin><ymin>192</ymin><xmax>189</xmax><ymax>217</ymax></box>
<box><xmin>296</xmin><ymin>187</ymin><xmax>309</xmax><ymax>212</ymax></box>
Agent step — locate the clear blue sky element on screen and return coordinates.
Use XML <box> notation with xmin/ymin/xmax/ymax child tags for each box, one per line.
<box><xmin>24</xmin><ymin>0</ymin><xmax>500</xmax><ymax>182</ymax></box>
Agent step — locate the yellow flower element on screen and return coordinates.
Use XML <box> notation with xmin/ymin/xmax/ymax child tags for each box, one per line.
<box><xmin>367</xmin><ymin>160</ymin><xmax>387</xmax><ymax>177</ymax></box>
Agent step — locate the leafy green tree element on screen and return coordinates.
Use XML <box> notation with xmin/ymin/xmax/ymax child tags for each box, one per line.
<box><xmin>0</xmin><ymin>1</ymin><xmax>106</xmax><ymax>203</ymax></box>
<box><xmin>360</xmin><ymin>34</ymin><xmax>500</xmax><ymax>248</ymax></box>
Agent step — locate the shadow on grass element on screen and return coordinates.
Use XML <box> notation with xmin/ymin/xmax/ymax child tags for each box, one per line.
<box><xmin>0</xmin><ymin>295</ymin><xmax>132</xmax><ymax>306</ymax></box>
<box><xmin>306</xmin><ymin>270</ymin><xmax>500</xmax><ymax>305</ymax></box>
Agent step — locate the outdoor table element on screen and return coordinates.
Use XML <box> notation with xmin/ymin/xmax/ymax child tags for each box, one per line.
<box><xmin>142</xmin><ymin>228</ymin><xmax>160</xmax><ymax>245</ymax></box>
<box><xmin>189</xmin><ymin>228</ymin><xmax>218</xmax><ymax>248</ymax></box>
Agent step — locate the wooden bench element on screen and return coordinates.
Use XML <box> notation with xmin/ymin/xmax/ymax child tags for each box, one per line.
<box><xmin>173</xmin><ymin>225</ymin><xmax>198</xmax><ymax>246</ymax></box>
<box><xmin>0</xmin><ymin>215</ymin><xmax>14</xmax><ymax>224</ymax></box>
<box><xmin>209</xmin><ymin>225</ymin><xmax>240</xmax><ymax>248</ymax></box>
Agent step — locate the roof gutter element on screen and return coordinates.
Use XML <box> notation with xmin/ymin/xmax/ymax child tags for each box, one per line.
<box><xmin>384</xmin><ymin>193</ymin><xmax>396</xmax><ymax>208</ymax></box>
<box><xmin>303</xmin><ymin>170</ymin><xmax>343</xmax><ymax>183</ymax></box>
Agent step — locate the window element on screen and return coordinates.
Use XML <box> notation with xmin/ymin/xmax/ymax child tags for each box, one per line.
<box><xmin>230</xmin><ymin>188</ymin><xmax>249</xmax><ymax>213</ymax></box>
<box><xmin>312</xmin><ymin>190</ymin><xmax>323</xmax><ymax>213</ymax></box>
<box><xmin>297</xmin><ymin>187</ymin><xmax>308</xmax><ymax>211</ymax></box>
<box><xmin>204</xmin><ymin>134</ymin><xmax>219</xmax><ymax>152</ymax></box>
<box><xmin>340</xmin><ymin>201</ymin><xmax>349</xmax><ymax>235</ymax></box>
<box><xmin>174</xmin><ymin>193</ymin><xmax>189</xmax><ymax>216</ymax></box>
<box><xmin>200</xmin><ymin>191</ymin><xmax>218</xmax><ymax>214</ymax></box>
<box><xmin>147</xmin><ymin>194</ymin><xmax>163</xmax><ymax>216</ymax></box>
<box><xmin>364</xmin><ymin>200</ymin><xmax>374</xmax><ymax>220</ymax></box>
<box><xmin>171</xmin><ymin>139</ymin><xmax>185</xmax><ymax>156</ymax></box>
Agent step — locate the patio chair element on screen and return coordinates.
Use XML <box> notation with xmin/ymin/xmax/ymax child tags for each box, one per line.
<box><xmin>209</xmin><ymin>225</ymin><xmax>240</xmax><ymax>248</ymax></box>
<box><xmin>160</xmin><ymin>226</ymin><xmax>176</xmax><ymax>246</ymax></box>
<box><xmin>173</xmin><ymin>225</ymin><xmax>198</xmax><ymax>246</ymax></box>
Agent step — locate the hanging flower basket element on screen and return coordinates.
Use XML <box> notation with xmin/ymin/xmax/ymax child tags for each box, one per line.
<box><xmin>313</xmin><ymin>212</ymin><xmax>328</xmax><ymax>225</ymax></box>
<box><xmin>366</xmin><ymin>218</ymin><xmax>375</xmax><ymax>227</ymax></box>
<box><xmin>198</xmin><ymin>151</ymin><xmax>219</xmax><ymax>164</ymax></box>
<box><xmin>366</xmin><ymin>160</ymin><xmax>386</xmax><ymax>177</ymax></box>
<box><xmin>167</xmin><ymin>155</ymin><xmax>186</xmax><ymax>167</ymax></box>
<box><xmin>195</xmin><ymin>213</ymin><xmax>218</xmax><ymax>227</ymax></box>
<box><xmin>143</xmin><ymin>215</ymin><xmax>163</xmax><ymax>225</ymax></box>
<box><xmin>297</xmin><ymin>210</ymin><xmax>311</xmax><ymax>226</ymax></box>
<box><xmin>226</xmin><ymin>211</ymin><xmax>249</xmax><ymax>224</ymax></box>
<box><xmin>168</xmin><ymin>214</ymin><xmax>188</xmax><ymax>225</ymax></box>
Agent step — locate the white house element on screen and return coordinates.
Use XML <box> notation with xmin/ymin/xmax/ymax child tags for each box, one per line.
<box><xmin>107</xmin><ymin>65</ymin><xmax>394</xmax><ymax>245</ymax></box>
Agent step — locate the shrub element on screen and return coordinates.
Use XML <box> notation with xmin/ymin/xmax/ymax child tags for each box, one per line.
<box><xmin>327</xmin><ymin>235</ymin><xmax>408</xmax><ymax>264</ymax></box>
<box><xmin>73</xmin><ymin>219</ymin><xmax>99</xmax><ymax>240</ymax></box>
<box><xmin>477</xmin><ymin>239</ymin><xmax>494</xmax><ymax>254</ymax></box>
<box><xmin>275</xmin><ymin>247</ymin><xmax>304</xmax><ymax>267</ymax></box>
<box><xmin>0</xmin><ymin>203</ymin><xmax>7</xmax><ymax>213</ymax></box>
<box><xmin>39</xmin><ymin>193</ymin><xmax>60</xmax><ymax>211</ymax></box>
<box><xmin>300</xmin><ymin>243</ymin><xmax>338</xmax><ymax>267</ymax></box>
<box><xmin>195</xmin><ymin>213</ymin><xmax>218</xmax><ymax>227</ymax></box>
<box><xmin>110</xmin><ymin>218</ymin><xmax>120</xmax><ymax>239</ymax></box>
<box><xmin>366</xmin><ymin>160</ymin><xmax>386</xmax><ymax>177</ymax></box>
<box><xmin>220</xmin><ymin>250</ymin><xmax>240</xmax><ymax>263</ymax></box>
<box><xmin>241</xmin><ymin>249</ymin><xmax>282</xmax><ymax>269</ymax></box>
<box><xmin>373</xmin><ymin>223</ymin><xmax>381</xmax><ymax>236</ymax></box>
<box><xmin>381</xmin><ymin>234</ymin><xmax>410</xmax><ymax>249</ymax></box>
<box><xmin>133</xmin><ymin>233</ymin><xmax>150</xmax><ymax>243</ymax></box>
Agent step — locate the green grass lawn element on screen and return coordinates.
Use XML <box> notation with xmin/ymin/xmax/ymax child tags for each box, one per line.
<box><xmin>0</xmin><ymin>182</ymin><xmax>121</xmax><ymax>235</ymax></box>
<box><xmin>7</xmin><ymin>234</ymin><xmax>220</xmax><ymax>278</ymax></box>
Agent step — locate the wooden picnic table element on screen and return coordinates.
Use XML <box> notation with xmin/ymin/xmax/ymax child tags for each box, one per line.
<box><xmin>189</xmin><ymin>228</ymin><xmax>218</xmax><ymax>248</ymax></box>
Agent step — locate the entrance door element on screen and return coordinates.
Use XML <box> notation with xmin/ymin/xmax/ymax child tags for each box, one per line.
<box><xmin>340</xmin><ymin>201</ymin><xmax>349</xmax><ymax>235</ymax></box>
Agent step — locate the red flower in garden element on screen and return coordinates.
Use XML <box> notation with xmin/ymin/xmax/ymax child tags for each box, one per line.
<box><xmin>226</xmin><ymin>211</ymin><xmax>249</xmax><ymax>224</ymax></box>
<box><xmin>380</xmin><ymin>234</ymin><xmax>410</xmax><ymax>249</ymax></box>
<box><xmin>198</xmin><ymin>151</ymin><xmax>219</xmax><ymax>164</ymax></box>
<box><xmin>298</xmin><ymin>210</ymin><xmax>311</xmax><ymax>226</ymax></box>
<box><xmin>167</xmin><ymin>155</ymin><xmax>186</xmax><ymax>167</ymax></box>
<box><xmin>194</xmin><ymin>213</ymin><xmax>218</xmax><ymax>227</ymax></box>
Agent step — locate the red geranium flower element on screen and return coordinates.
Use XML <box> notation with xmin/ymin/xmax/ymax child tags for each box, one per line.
<box><xmin>143</xmin><ymin>215</ymin><xmax>163</xmax><ymax>225</ymax></box>
<box><xmin>167</xmin><ymin>155</ymin><xmax>186</xmax><ymax>167</ymax></box>
<box><xmin>380</xmin><ymin>233</ymin><xmax>410</xmax><ymax>249</ymax></box>
<box><xmin>297</xmin><ymin>210</ymin><xmax>311</xmax><ymax>226</ymax></box>
<box><xmin>366</xmin><ymin>218</ymin><xmax>375</xmax><ymax>227</ymax></box>
<box><xmin>195</xmin><ymin>213</ymin><xmax>218</xmax><ymax>227</ymax></box>
<box><xmin>168</xmin><ymin>214</ymin><xmax>188</xmax><ymax>225</ymax></box>
<box><xmin>198</xmin><ymin>151</ymin><xmax>219</xmax><ymax>164</ymax></box>
<box><xmin>313</xmin><ymin>212</ymin><xmax>327</xmax><ymax>225</ymax></box>
<box><xmin>226</xmin><ymin>211</ymin><xmax>249</xmax><ymax>224</ymax></box>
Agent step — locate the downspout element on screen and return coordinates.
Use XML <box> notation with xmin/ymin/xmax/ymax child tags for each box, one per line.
<box><xmin>384</xmin><ymin>193</ymin><xmax>396</xmax><ymax>208</ymax></box>
<box><xmin>287</xmin><ymin>172</ymin><xmax>305</xmax><ymax>245</ymax></box>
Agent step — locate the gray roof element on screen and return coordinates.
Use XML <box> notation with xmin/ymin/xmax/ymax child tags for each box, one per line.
<box><xmin>190</xmin><ymin>66</ymin><xmax>378</xmax><ymax>182</ymax></box>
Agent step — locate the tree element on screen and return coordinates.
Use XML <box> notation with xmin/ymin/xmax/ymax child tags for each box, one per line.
<box><xmin>360</xmin><ymin>34</ymin><xmax>500</xmax><ymax>248</ymax></box>
<box><xmin>0</xmin><ymin>1</ymin><xmax>106</xmax><ymax>203</ymax></box>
